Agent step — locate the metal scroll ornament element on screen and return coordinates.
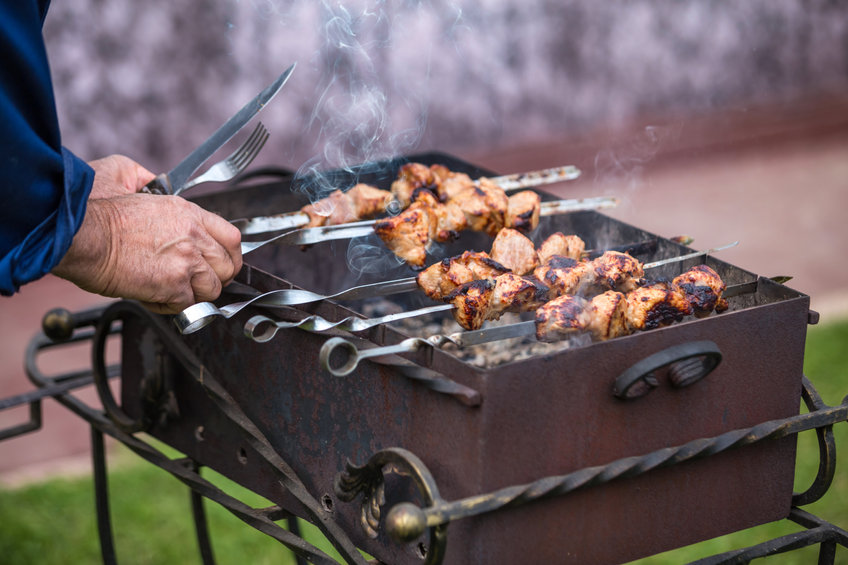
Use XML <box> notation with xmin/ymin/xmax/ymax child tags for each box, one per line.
<box><xmin>335</xmin><ymin>447</ymin><xmax>448</xmax><ymax>564</ymax></box>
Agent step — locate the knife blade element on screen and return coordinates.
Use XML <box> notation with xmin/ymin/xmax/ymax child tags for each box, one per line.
<box><xmin>143</xmin><ymin>63</ymin><xmax>296</xmax><ymax>195</ymax></box>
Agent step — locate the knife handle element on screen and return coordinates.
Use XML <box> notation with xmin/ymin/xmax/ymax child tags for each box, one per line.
<box><xmin>141</xmin><ymin>173</ymin><xmax>173</xmax><ymax>195</ymax></box>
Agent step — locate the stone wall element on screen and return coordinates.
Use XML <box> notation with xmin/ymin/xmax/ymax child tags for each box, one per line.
<box><xmin>43</xmin><ymin>0</ymin><xmax>848</xmax><ymax>180</ymax></box>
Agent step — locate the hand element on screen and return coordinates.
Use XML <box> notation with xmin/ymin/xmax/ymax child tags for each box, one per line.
<box><xmin>87</xmin><ymin>154</ymin><xmax>156</xmax><ymax>199</ymax></box>
<box><xmin>53</xmin><ymin>156</ymin><xmax>243</xmax><ymax>314</ymax></box>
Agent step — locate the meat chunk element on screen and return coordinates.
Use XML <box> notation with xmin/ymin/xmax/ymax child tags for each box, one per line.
<box><xmin>533</xmin><ymin>256</ymin><xmax>593</xmax><ymax>298</ymax></box>
<box><xmin>449</xmin><ymin>177</ymin><xmax>509</xmax><ymax>236</ymax></box>
<box><xmin>535</xmin><ymin>295</ymin><xmax>592</xmax><ymax>342</ymax></box>
<box><xmin>348</xmin><ymin>183</ymin><xmax>393</xmax><ymax>219</ymax></box>
<box><xmin>489</xmin><ymin>228</ymin><xmax>539</xmax><ymax>275</ymax></box>
<box><xmin>673</xmin><ymin>265</ymin><xmax>729</xmax><ymax>317</ymax></box>
<box><xmin>625</xmin><ymin>280</ymin><xmax>693</xmax><ymax>331</ymax></box>
<box><xmin>505</xmin><ymin>190</ymin><xmax>541</xmax><ymax>233</ymax></box>
<box><xmin>430</xmin><ymin>164</ymin><xmax>475</xmax><ymax>201</ymax></box>
<box><xmin>536</xmin><ymin>233</ymin><xmax>585</xmax><ymax>263</ymax></box>
<box><xmin>446</xmin><ymin>279</ymin><xmax>496</xmax><ymax>331</ymax></box>
<box><xmin>391</xmin><ymin>162</ymin><xmax>437</xmax><ymax>207</ymax></box>
<box><xmin>373</xmin><ymin>202</ymin><xmax>434</xmax><ymax>268</ymax></box>
<box><xmin>301</xmin><ymin>190</ymin><xmax>355</xmax><ymax>228</ymax></box>
<box><xmin>489</xmin><ymin>274</ymin><xmax>550</xmax><ymax>319</ymax></box>
<box><xmin>416</xmin><ymin>251</ymin><xmax>510</xmax><ymax>301</ymax></box>
<box><xmin>587</xmin><ymin>291</ymin><xmax>629</xmax><ymax>341</ymax></box>
<box><xmin>591</xmin><ymin>251</ymin><xmax>645</xmax><ymax>293</ymax></box>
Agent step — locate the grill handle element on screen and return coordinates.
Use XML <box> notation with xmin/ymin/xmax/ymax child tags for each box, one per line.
<box><xmin>613</xmin><ymin>341</ymin><xmax>723</xmax><ymax>400</ymax></box>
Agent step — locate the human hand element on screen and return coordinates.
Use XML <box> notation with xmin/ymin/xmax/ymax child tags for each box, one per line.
<box><xmin>87</xmin><ymin>154</ymin><xmax>156</xmax><ymax>199</ymax></box>
<box><xmin>52</xmin><ymin>156</ymin><xmax>242</xmax><ymax>314</ymax></box>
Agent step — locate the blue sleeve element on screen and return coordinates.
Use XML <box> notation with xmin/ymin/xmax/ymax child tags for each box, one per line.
<box><xmin>0</xmin><ymin>1</ymin><xmax>95</xmax><ymax>295</ymax></box>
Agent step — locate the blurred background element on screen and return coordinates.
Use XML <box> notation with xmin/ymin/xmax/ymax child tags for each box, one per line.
<box><xmin>2</xmin><ymin>0</ymin><xmax>848</xmax><ymax>499</ymax></box>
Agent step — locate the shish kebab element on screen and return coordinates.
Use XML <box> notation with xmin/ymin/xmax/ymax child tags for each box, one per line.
<box><xmin>177</xmin><ymin>227</ymin><xmax>735</xmax><ymax>334</ymax></box>
<box><xmin>233</xmin><ymin>162</ymin><xmax>582</xmax><ymax>234</ymax></box>
<box><xmin>239</xmin><ymin>231</ymin><xmax>736</xmax><ymax>342</ymax></box>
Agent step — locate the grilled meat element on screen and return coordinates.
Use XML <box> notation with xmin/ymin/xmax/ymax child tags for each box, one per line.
<box><xmin>416</xmin><ymin>251</ymin><xmax>511</xmax><ymax>300</ymax></box>
<box><xmin>391</xmin><ymin>162</ymin><xmax>438</xmax><ymax>207</ymax></box>
<box><xmin>505</xmin><ymin>190</ymin><xmax>541</xmax><ymax>233</ymax></box>
<box><xmin>587</xmin><ymin>290</ymin><xmax>629</xmax><ymax>341</ymax></box>
<box><xmin>373</xmin><ymin>201</ymin><xmax>434</xmax><ymax>268</ymax></box>
<box><xmin>447</xmin><ymin>274</ymin><xmax>550</xmax><ymax>330</ymax></box>
<box><xmin>449</xmin><ymin>177</ymin><xmax>510</xmax><ymax>237</ymax></box>
<box><xmin>300</xmin><ymin>184</ymin><xmax>394</xmax><ymax>228</ymax></box>
<box><xmin>490</xmin><ymin>228</ymin><xmax>539</xmax><ymax>276</ymax></box>
<box><xmin>533</xmin><ymin>256</ymin><xmax>594</xmax><ymax>298</ymax></box>
<box><xmin>446</xmin><ymin>279</ymin><xmax>496</xmax><ymax>332</ymax></box>
<box><xmin>537</xmin><ymin>232</ymin><xmax>585</xmax><ymax>263</ymax></box>
<box><xmin>590</xmin><ymin>251</ymin><xmax>646</xmax><ymax>293</ymax></box>
<box><xmin>672</xmin><ymin>264</ymin><xmax>728</xmax><ymax>317</ymax></box>
<box><xmin>535</xmin><ymin>295</ymin><xmax>592</xmax><ymax>342</ymax></box>
<box><xmin>624</xmin><ymin>280</ymin><xmax>693</xmax><ymax>331</ymax></box>
<box><xmin>430</xmin><ymin>164</ymin><xmax>475</xmax><ymax>201</ymax></box>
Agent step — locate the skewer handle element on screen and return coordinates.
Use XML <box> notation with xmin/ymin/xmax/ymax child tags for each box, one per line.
<box><xmin>319</xmin><ymin>336</ymin><xmax>426</xmax><ymax>377</ymax></box>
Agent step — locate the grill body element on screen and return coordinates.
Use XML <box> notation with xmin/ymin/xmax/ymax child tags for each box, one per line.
<box><xmin>119</xmin><ymin>153</ymin><xmax>810</xmax><ymax>564</ymax></box>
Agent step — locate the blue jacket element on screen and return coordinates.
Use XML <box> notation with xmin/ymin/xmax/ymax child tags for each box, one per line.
<box><xmin>0</xmin><ymin>0</ymin><xmax>95</xmax><ymax>295</ymax></box>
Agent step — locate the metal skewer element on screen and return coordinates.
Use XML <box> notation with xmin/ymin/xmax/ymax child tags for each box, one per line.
<box><xmin>317</xmin><ymin>280</ymin><xmax>760</xmax><ymax>377</ymax></box>
<box><xmin>239</xmin><ymin>195</ymin><xmax>619</xmax><ymax>253</ymax></box>
<box><xmin>232</xmin><ymin>165</ymin><xmax>582</xmax><ymax>234</ymax></box>
<box><xmin>238</xmin><ymin>241</ymin><xmax>740</xmax><ymax>344</ymax></box>
<box><xmin>177</xmin><ymin>240</ymin><xmax>737</xmax><ymax>335</ymax></box>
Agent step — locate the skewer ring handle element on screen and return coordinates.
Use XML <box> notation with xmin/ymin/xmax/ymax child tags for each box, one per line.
<box><xmin>613</xmin><ymin>340</ymin><xmax>722</xmax><ymax>400</ymax></box>
<box><xmin>320</xmin><ymin>337</ymin><xmax>423</xmax><ymax>377</ymax></box>
<box><xmin>175</xmin><ymin>302</ymin><xmax>221</xmax><ymax>335</ymax></box>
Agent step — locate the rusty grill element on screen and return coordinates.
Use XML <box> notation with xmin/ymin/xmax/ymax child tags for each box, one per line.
<box><xmin>6</xmin><ymin>153</ymin><xmax>848</xmax><ymax>564</ymax></box>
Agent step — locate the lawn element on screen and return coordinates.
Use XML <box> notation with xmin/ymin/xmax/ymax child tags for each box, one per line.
<box><xmin>1</xmin><ymin>318</ymin><xmax>847</xmax><ymax>564</ymax></box>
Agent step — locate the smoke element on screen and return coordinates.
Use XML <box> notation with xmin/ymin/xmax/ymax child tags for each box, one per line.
<box><xmin>593</xmin><ymin>123</ymin><xmax>683</xmax><ymax>190</ymax></box>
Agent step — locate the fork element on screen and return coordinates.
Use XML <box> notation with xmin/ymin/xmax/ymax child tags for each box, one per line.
<box><xmin>175</xmin><ymin>122</ymin><xmax>269</xmax><ymax>195</ymax></box>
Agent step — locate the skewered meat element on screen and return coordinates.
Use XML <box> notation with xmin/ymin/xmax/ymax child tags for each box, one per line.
<box><xmin>587</xmin><ymin>290</ymin><xmax>629</xmax><ymax>340</ymax></box>
<box><xmin>489</xmin><ymin>228</ymin><xmax>539</xmax><ymax>275</ymax></box>
<box><xmin>537</xmin><ymin>232</ymin><xmax>585</xmax><ymax>263</ymax></box>
<box><xmin>446</xmin><ymin>274</ymin><xmax>549</xmax><ymax>329</ymax></box>
<box><xmin>624</xmin><ymin>280</ymin><xmax>693</xmax><ymax>331</ymax></box>
<box><xmin>534</xmin><ymin>256</ymin><xmax>594</xmax><ymax>297</ymax></box>
<box><xmin>373</xmin><ymin>201</ymin><xmax>434</xmax><ymax>267</ymax></box>
<box><xmin>430</xmin><ymin>164</ymin><xmax>475</xmax><ymax>201</ymax></box>
<box><xmin>448</xmin><ymin>177</ymin><xmax>510</xmax><ymax>236</ymax></box>
<box><xmin>446</xmin><ymin>279</ymin><xmax>496</xmax><ymax>333</ymax></box>
<box><xmin>391</xmin><ymin>162</ymin><xmax>438</xmax><ymax>207</ymax></box>
<box><xmin>300</xmin><ymin>184</ymin><xmax>394</xmax><ymax>228</ymax></box>
<box><xmin>535</xmin><ymin>295</ymin><xmax>593</xmax><ymax>342</ymax></box>
<box><xmin>417</xmin><ymin>251</ymin><xmax>511</xmax><ymax>300</ymax></box>
<box><xmin>506</xmin><ymin>190</ymin><xmax>542</xmax><ymax>233</ymax></box>
<box><xmin>410</xmin><ymin>191</ymin><xmax>467</xmax><ymax>242</ymax></box>
<box><xmin>672</xmin><ymin>264</ymin><xmax>728</xmax><ymax>317</ymax></box>
<box><xmin>590</xmin><ymin>251</ymin><xmax>646</xmax><ymax>293</ymax></box>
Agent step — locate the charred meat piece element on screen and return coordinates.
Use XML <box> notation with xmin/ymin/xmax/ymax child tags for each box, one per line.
<box><xmin>535</xmin><ymin>295</ymin><xmax>592</xmax><ymax>342</ymax></box>
<box><xmin>536</xmin><ymin>232</ymin><xmax>585</xmax><ymax>263</ymax></box>
<box><xmin>591</xmin><ymin>251</ymin><xmax>646</xmax><ymax>293</ymax></box>
<box><xmin>348</xmin><ymin>183</ymin><xmax>394</xmax><ymax>219</ymax></box>
<box><xmin>446</xmin><ymin>279</ymin><xmax>496</xmax><ymax>331</ymax></box>
<box><xmin>416</xmin><ymin>251</ymin><xmax>510</xmax><ymax>301</ymax></box>
<box><xmin>490</xmin><ymin>228</ymin><xmax>539</xmax><ymax>275</ymax></box>
<box><xmin>533</xmin><ymin>255</ymin><xmax>594</xmax><ymax>298</ymax></box>
<box><xmin>411</xmin><ymin>191</ymin><xmax>467</xmax><ymax>243</ymax></box>
<box><xmin>673</xmin><ymin>265</ymin><xmax>729</xmax><ymax>317</ymax></box>
<box><xmin>449</xmin><ymin>177</ymin><xmax>509</xmax><ymax>237</ymax></box>
<box><xmin>625</xmin><ymin>280</ymin><xmax>693</xmax><ymax>331</ymax></box>
<box><xmin>391</xmin><ymin>162</ymin><xmax>438</xmax><ymax>207</ymax></box>
<box><xmin>587</xmin><ymin>291</ymin><xmax>629</xmax><ymax>341</ymax></box>
<box><xmin>373</xmin><ymin>202</ymin><xmax>434</xmax><ymax>268</ymax></box>
<box><xmin>505</xmin><ymin>190</ymin><xmax>541</xmax><ymax>233</ymax></box>
<box><xmin>490</xmin><ymin>274</ymin><xmax>551</xmax><ymax>319</ymax></box>
<box><xmin>430</xmin><ymin>164</ymin><xmax>475</xmax><ymax>201</ymax></box>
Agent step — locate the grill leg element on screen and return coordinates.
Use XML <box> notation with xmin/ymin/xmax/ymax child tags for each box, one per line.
<box><xmin>91</xmin><ymin>426</ymin><xmax>117</xmax><ymax>565</ymax></box>
<box><xmin>188</xmin><ymin>461</ymin><xmax>217</xmax><ymax>565</ymax></box>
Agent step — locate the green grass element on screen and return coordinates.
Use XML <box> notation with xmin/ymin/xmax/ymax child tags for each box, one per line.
<box><xmin>1</xmin><ymin>318</ymin><xmax>847</xmax><ymax>564</ymax></box>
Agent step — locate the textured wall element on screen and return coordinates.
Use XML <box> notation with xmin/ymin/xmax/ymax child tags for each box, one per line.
<box><xmin>43</xmin><ymin>0</ymin><xmax>848</xmax><ymax>184</ymax></box>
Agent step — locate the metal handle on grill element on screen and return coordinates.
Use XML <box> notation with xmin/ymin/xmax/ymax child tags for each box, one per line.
<box><xmin>613</xmin><ymin>341</ymin><xmax>723</xmax><ymax>400</ymax></box>
<box><xmin>319</xmin><ymin>336</ymin><xmax>430</xmax><ymax>376</ymax></box>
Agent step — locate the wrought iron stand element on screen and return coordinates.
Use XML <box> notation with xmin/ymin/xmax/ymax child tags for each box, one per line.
<box><xmin>2</xmin><ymin>301</ymin><xmax>847</xmax><ymax>564</ymax></box>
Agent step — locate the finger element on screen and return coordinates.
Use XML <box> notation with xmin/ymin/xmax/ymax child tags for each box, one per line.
<box><xmin>190</xmin><ymin>265</ymin><xmax>224</xmax><ymax>304</ymax></box>
<box><xmin>199</xmin><ymin>211</ymin><xmax>243</xmax><ymax>280</ymax></box>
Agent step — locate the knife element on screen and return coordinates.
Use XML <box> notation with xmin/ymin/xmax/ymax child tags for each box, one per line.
<box><xmin>143</xmin><ymin>63</ymin><xmax>296</xmax><ymax>195</ymax></box>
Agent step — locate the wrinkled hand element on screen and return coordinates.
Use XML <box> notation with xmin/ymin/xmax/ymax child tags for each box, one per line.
<box><xmin>52</xmin><ymin>155</ymin><xmax>242</xmax><ymax>314</ymax></box>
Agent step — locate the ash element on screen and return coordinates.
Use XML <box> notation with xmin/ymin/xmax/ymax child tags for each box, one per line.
<box><xmin>360</xmin><ymin>300</ymin><xmax>588</xmax><ymax>369</ymax></box>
